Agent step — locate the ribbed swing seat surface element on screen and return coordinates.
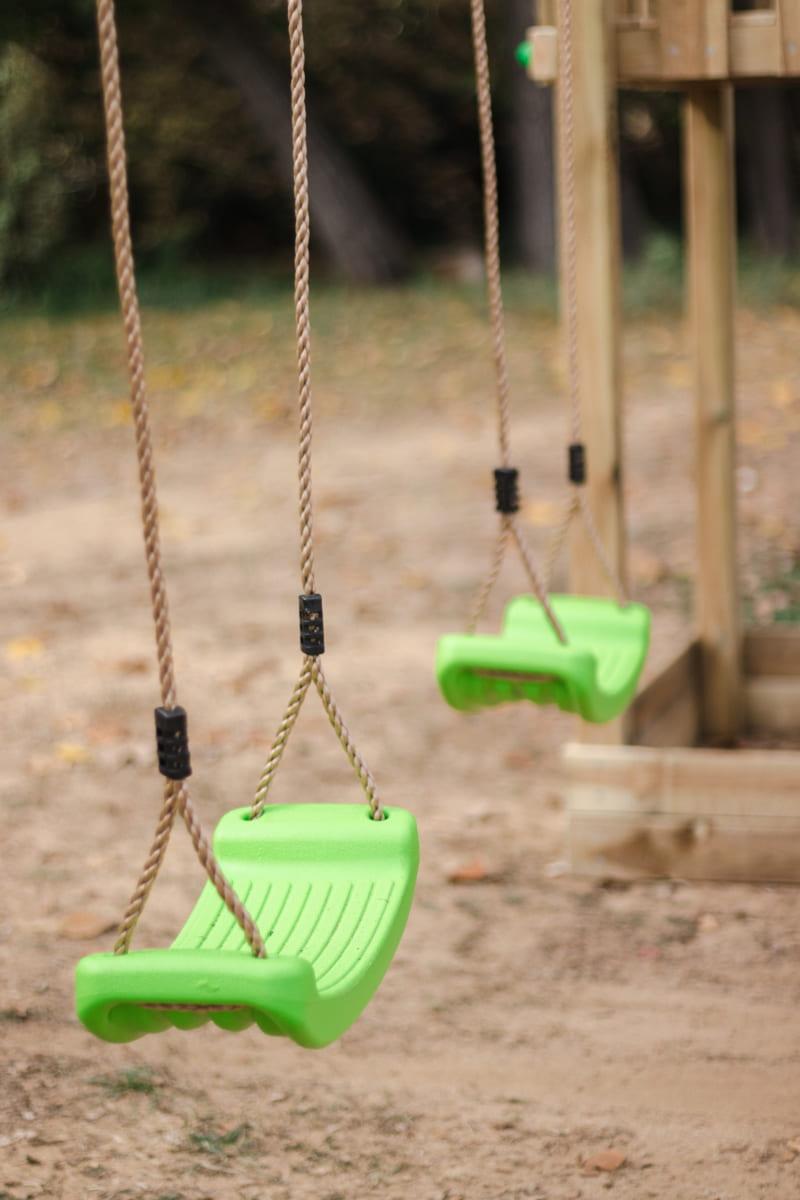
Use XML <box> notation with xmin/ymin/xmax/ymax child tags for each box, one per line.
<box><xmin>75</xmin><ymin>804</ymin><xmax>419</xmax><ymax>1047</ymax></box>
<box><xmin>436</xmin><ymin>594</ymin><xmax>650</xmax><ymax>723</ymax></box>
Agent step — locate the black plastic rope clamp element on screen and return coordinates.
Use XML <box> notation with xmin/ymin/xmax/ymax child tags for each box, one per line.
<box><xmin>568</xmin><ymin>442</ymin><xmax>587</xmax><ymax>486</ymax></box>
<box><xmin>494</xmin><ymin>467</ymin><xmax>520</xmax><ymax>514</ymax></box>
<box><xmin>299</xmin><ymin>592</ymin><xmax>325</xmax><ymax>656</ymax></box>
<box><xmin>154</xmin><ymin>706</ymin><xmax>192</xmax><ymax>780</ymax></box>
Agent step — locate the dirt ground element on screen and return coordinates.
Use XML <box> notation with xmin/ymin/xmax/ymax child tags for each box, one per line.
<box><xmin>2</xmin><ymin>291</ymin><xmax>800</xmax><ymax>1200</ymax></box>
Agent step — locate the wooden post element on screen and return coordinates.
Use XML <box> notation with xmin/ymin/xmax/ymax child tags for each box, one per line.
<box><xmin>555</xmin><ymin>0</ymin><xmax>627</xmax><ymax>743</ymax></box>
<box><xmin>684</xmin><ymin>84</ymin><xmax>742</xmax><ymax>743</ymax></box>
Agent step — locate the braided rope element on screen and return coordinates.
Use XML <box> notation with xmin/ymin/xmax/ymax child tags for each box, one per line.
<box><xmin>288</xmin><ymin>0</ymin><xmax>316</xmax><ymax>598</ymax></box>
<box><xmin>467</xmin><ymin>518</ymin><xmax>511</xmax><ymax>634</ymax></box>
<box><xmin>96</xmin><ymin>0</ymin><xmax>265</xmax><ymax>959</ymax></box>
<box><xmin>312</xmin><ymin>661</ymin><xmax>382</xmax><ymax>820</ymax></box>
<box><xmin>250</xmin><ymin>0</ymin><xmax>383</xmax><ymax>823</ymax></box>
<box><xmin>467</xmin><ymin>0</ymin><xmax>565</xmax><ymax>640</ymax></box>
<box><xmin>250</xmin><ymin>661</ymin><xmax>313</xmax><ymax>819</ymax></box>
<box><xmin>471</xmin><ymin>0</ymin><xmax>512</xmax><ymax>468</ymax></box>
<box><xmin>509</xmin><ymin>515</ymin><xmax>567</xmax><ymax>642</ymax></box>
<box><xmin>548</xmin><ymin>0</ymin><xmax>629</xmax><ymax>605</ymax></box>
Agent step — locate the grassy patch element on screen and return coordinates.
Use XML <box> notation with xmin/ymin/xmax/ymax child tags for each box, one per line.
<box><xmin>89</xmin><ymin>1065</ymin><xmax>160</xmax><ymax>1097</ymax></box>
<box><xmin>188</xmin><ymin>1122</ymin><xmax>251</xmax><ymax>1156</ymax></box>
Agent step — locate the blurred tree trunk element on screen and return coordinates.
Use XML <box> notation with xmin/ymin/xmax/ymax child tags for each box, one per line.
<box><xmin>509</xmin><ymin>0</ymin><xmax>555</xmax><ymax>271</ymax></box>
<box><xmin>738</xmin><ymin>88</ymin><xmax>794</xmax><ymax>259</ymax></box>
<box><xmin>182</xmin><ymin>0</ymin><xmax>408</xmax><ymax>283</ymax></box>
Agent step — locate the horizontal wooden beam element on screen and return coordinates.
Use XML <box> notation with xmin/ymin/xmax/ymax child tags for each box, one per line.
<box><xmin>746</xmin><ymin>677</ymin><xmax>800</xmax><ymax>737</ymax></box>
<box><xmin>524</xmin><ymin>14</ymin><xmax>800</xmax><ymax>87</ymax></box>
<box><xmin>563</xmin><ymin>742</ymin><xmax>800</xmax><ymax>881</ymax></box>
<box><xmin>744</xmin><ymin>627</ymin><xmax>800</xmax><ymax>677</ymax></box>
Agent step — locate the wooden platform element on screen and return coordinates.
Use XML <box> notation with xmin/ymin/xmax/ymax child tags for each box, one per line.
<box><xmin>563</xmin><ymin>629</ymin><xmax>800</xmax><ymax>881</ymax></box>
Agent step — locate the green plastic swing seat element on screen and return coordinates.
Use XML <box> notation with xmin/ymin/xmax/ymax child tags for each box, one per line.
<box><xmin>437</xmin><ymin>594</ymin><xmax>650</xmax><ymax>723</ymax></box>
<box><xmin>75</xmin><ymin>803</ymin><xmax>419</xmax><ymax>1047</ymax></box>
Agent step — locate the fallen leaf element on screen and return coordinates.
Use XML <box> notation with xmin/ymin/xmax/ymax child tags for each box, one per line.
<box><xmin>637</xmin><ymin>944</ymin><xmax>661</xmax><ymax>960</ymax></box>
<box><xmin>104</xmin><ymin>400</ymin><xmax>132</xmax><ymax>428</ymax></box>
<box><xmin>59</xmin><ymin>912</ymin><xmax>117</xmax><ymax>941</ymax></box>
<box><xmin>522</xmin><ymin>499</ymin><xmax>560</xmax><ymax>528</ymax></box>
<box><xmin>113</xmin><ymin>656</ymin><xmax>149</xmax><ymax>675</ymax></box>
<box><xmin>583</xmin><ymin>1149</ymin><xmax>627</xmax><ymax>1174</ymax></box>
<box><xmin>86</xmin><ymin>719</ymin><xmax>129</xmax><ymax>746</ymax></box>
<box><xmin>5</xmin><ymin>635</ymin><xmax>44</xmax><ymax>661</ymax></box>
<box><xmin>401</xmin><ymin>570</ymin><xmax>432</xmax><ymax>591</ymax></box>
<box><xmin>447</xmin><ymin>858</ymin><xmax>491</xmax><ymax>884</ymax></box>
<box><xmin>55</xmin><ymin>742</ymin><xmax>92</xmax><ymax>766</ymax></box>
<box><xmin>504</xmin><ymin>750</ymin><xmax>535</xmax><ymax>771</ymax></box>
<box><xmin>771</xmin><ymin>379</ymin><xmax>794</xmax><ymax>410</ymax></box>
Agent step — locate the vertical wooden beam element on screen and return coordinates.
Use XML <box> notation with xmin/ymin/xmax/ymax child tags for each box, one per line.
<box><xmin>684</xmin><ymin>85</ymin><xmax>742</xmax><ymax>744</ymax></box>
<box><xmin>555</xmin><ymin>0</ymin><xmax>627</xmax><ymax>743</ymax></box>
<box><xmin>779</xmin><ymin>1</ymin><xmax>800</xmax><ymax>73</ymax></box>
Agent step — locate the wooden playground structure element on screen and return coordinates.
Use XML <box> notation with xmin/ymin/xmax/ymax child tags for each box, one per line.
<box><xmin>523</xmin><ymin>0</ymin><xmax>800</xmax><ymax>881</ymax></box>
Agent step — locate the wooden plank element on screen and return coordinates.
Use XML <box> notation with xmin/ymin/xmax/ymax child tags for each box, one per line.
<box><xmin>684</xmin><ymin>85</ymin><xmax>742</xmax><ymax>744</ymax></box>
<box><xmin>730</xmin><ymin>10</ymin><xmax>784</xmax><ymax>77</ymax></box>
<box><xmin>569</xmin><ymin>811</ymin><xmax>800</xmax><ymax>881</ymax></box>
<box><xmin>781</xmin><ymin>0</ymin><xmax>800</xmax><ymax>72</ymax></box>
<box><xmin>658</xmin><ymin>0</ymin><xmax>729</xmax><ymax>79</ymax></box>
<box><xmin>553</xmin><ymin>0</ymin><xmax>627</xmax><ymax>745</ymax></box>
<box><xmin>628</xmin><ymin>640</ymin><xmax>702</xmax><ymax>748</ymax></box>
<box><xmin>564</xmin><ymin>743</ymin><xmax>800</xmax><ymax>817</ymax></box>
<box><xmin>538</xmin><ymin>0</ymin><xmax>557</xmax><ymax>25</ymax></box>
<box><xmin>563</xmin><ymin>742</ymin><xmax>800</xmax><ymax>881</ymax></box>
<box><xmin>659</xmin><ymin>1</ymin><xmax>703</xmax><ymax>78</ymax></box>
<box><xmin>704</xmin><ymin>0</ymin><xmax>731</xmax><ymax>78</ymax></box>
<box><xmin>744</xmin><ymin>627</ymin><xmax>800</xmax><ymax>677</ymax></box>
<box><xmin>617</xmin><ymin>27</ymin><xmax>662</xmax><ymax>81</ymax></box>
<box><xmin>746</xmin><ymin>676</ymin><xmax>800</xmax><ymax>736</ymax></box>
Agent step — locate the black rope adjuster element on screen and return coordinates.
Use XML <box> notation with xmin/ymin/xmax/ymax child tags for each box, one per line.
<box><xmin>568</xmin><ymin>442</ymin><xmax>586</xmax><ymax>486</ymax></box>
<box><xmin>154</xmin><ymin>706</ymin><xmax>192</xmax><ymax>780</ymax></box>
<box><xmin>494</xmin><ymin>467</ymin><xmax>519</xmax><ymax>514</ymax></box>
<box><xmin>299</xmin><ymin>592</ymin><xmax>325</xmax><ymax>656</ymax></box>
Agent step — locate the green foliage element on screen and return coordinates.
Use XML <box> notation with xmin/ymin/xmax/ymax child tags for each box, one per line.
<box><xmin>0</xmin><ymin>45</ymin><xmax>69</xmax><ymax>281</ymax></box>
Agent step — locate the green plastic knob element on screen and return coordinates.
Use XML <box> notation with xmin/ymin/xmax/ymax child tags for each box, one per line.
<box><xmin>515</xmin><ymin>41</ymin><xmax>532</xmax><ymax>69</ymax></box>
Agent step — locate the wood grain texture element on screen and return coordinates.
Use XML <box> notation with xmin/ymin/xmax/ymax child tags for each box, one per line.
<box><xmin>684</xmin><ymin>85</ymin><xmax>742</xmax><ymax>743</ymax></box>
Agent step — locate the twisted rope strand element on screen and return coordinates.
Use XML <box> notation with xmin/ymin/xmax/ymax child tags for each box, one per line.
<box><xmin>96</xmin><ymin>0</ymin><xmax>264</xmax><ymax>959</ymax></box>
<box><xmin>312</xmin><ymin>662</ymin><xmax>382</xmax><ymax>821</ymax></box>
<box><xmin>509</xmin><ymin>517</ymin><xmax>567</xmax><ymax>643</ymax></box>
<box><xmin>467</xmin><ymin>518</ymin><xmax>511</xmax><ymax>634</ymax></box>
<box><xmin>113</xmin><ymin>780</ymin><xmax>179</xmax><ymax>954</ymax></box>
<box><xmin>470</xmin><ymin>0</ymin><xmax>512</xmax><ymax>466</ymax></box>
<box><xmin>249</xmin><ymin>0</ymin><xmax>384</xmax><ymax>822</ymax></box>
<box><xmin>551</xmin><ymin>0</ymin><xmax>629</xmax><ymax>604</ymax></box>
<box><xmin>467</xmin><ymin>0</ymin><xmax>564</xmax><ymax>639</ymax></box>
<box><xmin>250</xmin><ymin>661</ymin><xmax>313</xmax><ymax>819</ymax></box>
<box><xmin>288</xmin><ymin>0</ymin><xmax>316</xmax><ymax>597</ymax></box>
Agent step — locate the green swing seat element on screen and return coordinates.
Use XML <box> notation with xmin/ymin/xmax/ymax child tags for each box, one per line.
<box><xmin>437</xmin><ymin>594</ymin><xmax>650</xmax><ymax>723</ymax></box>
<box><xmin>75</xmin><ymin>803</ymin><xmax>419</xmax><ymax>1047</ymax></box>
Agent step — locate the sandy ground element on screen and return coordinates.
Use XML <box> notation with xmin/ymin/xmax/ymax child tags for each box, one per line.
<box><xmin>2</xmin><ymin>295</ymin><xmax>800</xmax><ymax>1199</ymax></box>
